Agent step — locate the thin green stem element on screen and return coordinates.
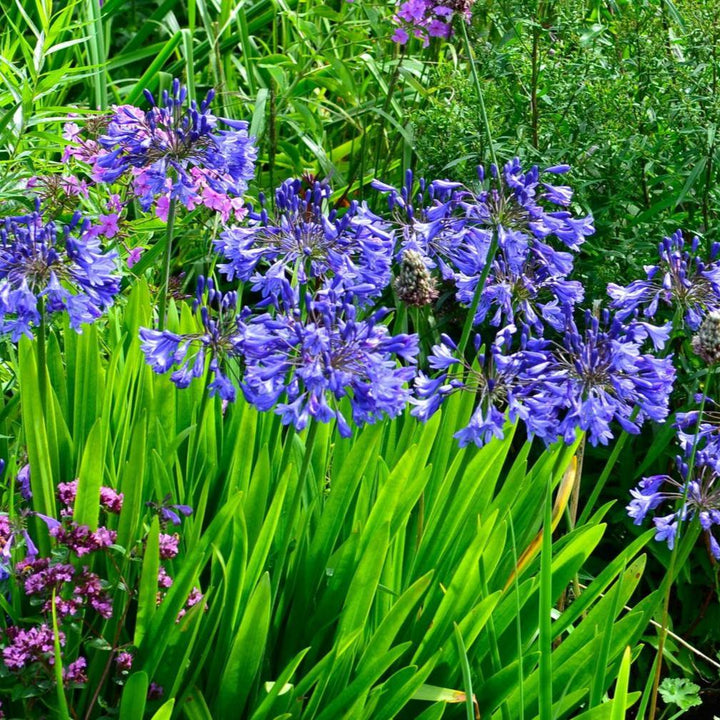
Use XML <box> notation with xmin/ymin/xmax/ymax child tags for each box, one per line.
<box><xmin>158</xmin><ymin>197</ymin><xmax>178</xmax><ymax>331</ymax></box>
<box><xmin>460</xmin><ymin>20</ymin><xmax>498</xmax><ymax>169</ymax></box>
<box><xmin>51</xmin><ymin>590</ymin><xmax>71</xmax><ymax>720</ymax></box>
<box><xmin>578</xmin><ymin>406</ymin><xmax>640</xmax><ymax>526</ymax></box>
<box><xmin>538</xmin><ymin>474</ymin><xmax>554</xmax><ymax>720</ymax></box>
<box><xmin>457</xmin><ymin>236</ymin><xmax>498</xmax><ymax>358</ymax></box>
<box><xmin>648</xmin><ymin>370</ymin><xmax>714</xmax><ymax>720</ymax></box>
<box><xmin>37</xmin><ymin>299</ymin><xmax>47</xmax><ymax>412</ymax></box>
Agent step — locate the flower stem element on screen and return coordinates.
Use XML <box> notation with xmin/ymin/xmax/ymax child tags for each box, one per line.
<box><xmin>648</xmin><ymin>369</ymin><xmax>714</xmax><ymax>720</ymax></box>
<box><xmin>272</xmin><ymin>420</ymin><xmax>319</xmax><ymax>598</ymax></box>
<box><xmin>51</xmin><ymin>589</ymin><xmax>71</xmax><ymax>720</ymax></box>
<box><xmin>158</xmin><ymin>197</ymin><xmax>178</xmax><ymax>331</ymax></box>
<box><xmin>37</xmin><ymin>298</ymin><xmax>47</xmax><ymax>412</ymax></box>
<box><xmin>460</xmin><ymin>19</ymin><xmax>498</xmax><ymax>169</ymax></box>
<box><xmin>457</xmin><ymin>235</ymin><xmax>498</xmax><ymax>358</ymax></box>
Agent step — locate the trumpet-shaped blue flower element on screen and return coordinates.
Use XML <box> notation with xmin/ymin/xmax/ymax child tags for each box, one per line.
<box><xmin>548</xmin><ymin>310</ymin><xmax>676</xmax><ymax>446</ymax></box>
<box><xmin>608</xmin><ymin>230</ymin><xmax>720</xmax><ymax>330</ymax></box>
<box><xmin>239</xmin><ymin>284</ymin><xmax>419</xmax><ymax>436</ymax></box>
<box><xmin>139</xmin><ymin>277</ymin><xmax>243</xmax><ymax>401</ymax></box>
<box><xmin>0</xmin><ymin>207</ymin><xmax>120</xmax><ymax>339</ymax></box>
<box><xmin>92</xmin><ymin>79</ymin><xmax>257</xmax><ymax>220</ymax></box>
<box><xmin>628</xmin><ymin>453</ymin><xmax>720</xmax><ymax>559</ymax></box>
<box><xmin>215</xmin><ymin>178</ymin><xmax>392</xmax><ymax>301</ymax></box>
<box><xmin>411</xmin><ymin>328</ymin><xmax>565</xmax><ymax>447</ymax></box>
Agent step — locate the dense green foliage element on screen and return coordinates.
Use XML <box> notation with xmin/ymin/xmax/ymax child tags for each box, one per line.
<box><xmin>0</xmin><ymin>0</ymin><xmax>719</xmax><ymax>718</ymax></box>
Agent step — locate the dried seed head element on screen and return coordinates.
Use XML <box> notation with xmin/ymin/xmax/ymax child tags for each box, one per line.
<box><xmin>693</xmin><ymin>310</ymin><xmax>720</xmax><ymax>365</ymax></box>
<box><xmin>394</xmin><ymin>250</ymin><xmax>438</xmax><ymax>307</ymax></box>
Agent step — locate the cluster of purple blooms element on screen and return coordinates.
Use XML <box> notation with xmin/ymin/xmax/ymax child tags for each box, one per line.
<box><xmin>0</xmin><ymin>475</ymin><xmax>122</xmax><ymax>690</ymax></box>
<box><xmin>139</xmin><ymin>157</ymin><xmax>680</xmax><ymax>449</ymax></box>
<box><xmin>215</xmin><ymin>177</ymin><xmax>393</xmax><ymax>303</ymax></box>
<box><xmin>87</xmin><ymin>79</ymin><xmax>256</xmax><ymax>222</ymax></box>
<box><xmin>628</xmin><ymin>441</ymin><xmax>720</xmax><ymax>559</ymax></box>
<box><xmin>608</xmin><ymin>230</ymin><xmax>720</xmax><ymax>331</ymax></box>
<box><xmin>0</xmin><ymin>206</ymin><xmax>120</xmax><ymax>338</ymax></box>
<box><xmin>621</xmin><ymin>242</ymin><xmax>720</xmax><ymax>555</ymax></box>
<box><xmin>239</xmin><ymin>284</ymin><xmax>419</xmax><ymax>437</ymax></box>
<box><xmin>0</xmin><ymin>460</ymin><xmax>196</xmax><ymax>708</ymax></box>
<box><xmin>389</xmin><ymin>0</ymin><xmax>475</xmax><ymax>46</ymax></box>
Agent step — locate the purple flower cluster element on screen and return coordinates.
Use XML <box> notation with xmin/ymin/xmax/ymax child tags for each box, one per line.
<box><xmin>215</xmin><ymin>178</ymin><xmax>393</xmax><ymax>303</ymax></box>
<box><xmin>391</xmin><ymin>0</ymin><xmax>474</xmax><ymax>46</ymax></box>
<box><xmin>608</xmin><ymin>230</ymin><xmax>720</xmax><ymax>331</ymax></box>
<box><xmin>413</xmin><ymin>310</ymin><xmax>675</xmax><ymax>447</ymax></box>
<box><xmin>139</xmin><ymin>276</ymin><xmax>243</xmax><ymax>401</ymax></box>
<box><xmin>239</xmin><ymin>286</ymin><xmax>419</xmax><ymax>437</ymax></box>
<box><xmin>91</xmin><ymin>79</ymin><xmax>257</xmax><ymax>220</ymax></box>
<box><xmin>412</xmin><ymin>330</ymin><xmax>562</xmax><ymax>446</ymax></box>
<box><xmin>367</xmin><ymin>160</ymin><xmax>593</xmax><ymax>334</ymax></box>
<box><xmin>0</xmin><ymin>206</ymin><xmax>120</xmax><ymax>339</ymax></box>
<box><xmin>628</xmin><ymin>452</ymin><xmax>720</xmax><ymax>559</ymax></box>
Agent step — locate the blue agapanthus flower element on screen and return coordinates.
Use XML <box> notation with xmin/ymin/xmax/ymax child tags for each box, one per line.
<box><xmin>239</xmin><ymin>283</ymin><xmax>419</xmax><ymax>437</ymax></box>
<box><xmin>628</xmin><ymin>452</ymin><xmax>720</xmax><ymax>559</ymax></box>
<box><xmin>0</xmin><ymin>207</ymin><xmax>120</xmax><ymax>339</ymax></box>
<box><xmin>92</xmin><ymin>78</ymin><xmax>257</xmax><ymax>220</ymax></box>
<box><xmin>139</xmin><ymin>276</ymin><xmax>243</xmax><ymax>401</ymax></box>
<box><xmin>368</xmin><ymin>170</ymin><xmax>467</xmax><ymax>278</ymax></box>
<box><xmin>452</xmin><ymin>160</ymin><xmax>592</xmax><ymax>331</ymax></box>
<box><xmin>608</xmin><ymin>230</ymin><xmax>720</xmax><ymax>331</ymax></box>
<box><xmin>548</xmin><ymin>310</ymin><xmax>676</xmax><ymax>446</ymax></box>
<box><xmin>215</xmin><ymin>178</ymin><xmax>393</xmax><ymax>302</ymax></box>
<box><xmin>411</xmin><ymin>327</ymin><xmax>564</xmax><ymax>447</ymax></box>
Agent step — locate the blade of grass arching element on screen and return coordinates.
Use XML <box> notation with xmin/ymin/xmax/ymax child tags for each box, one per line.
<box><xmin>508</xmin><ymin>514</ymin><xmax>524</xmax><ymax>720</ymax></box>
<box><xmin>134</xmin><ymin>516</ymin><xmax>160</xmax><ymax>647</ymax></box>
<box><xmin>116</xmin><ymin>412</ymin><xmax>148</xmax><ymax>550</ymax></box>
<box><xmin>149</xmin><ymin>699</ymin><xmax>175</xmax><ymax>720</ymax></box>
<box><xmin>85</xmin><ymin>0</ymin><xmax>107</xmax><ymax>108</ymax></box>
<box><xmin>360</xmin><ymin>572</ymin><xmax>433</xmax><ymax>666</ymax></box>
<box><xmin>590</xmin><ymin>560</ymin><xmax>627</xmax><ymax>707</ymax></box>
<box><xmin>119</xmin><ymin>671</ymin><xmax>149</xmax><ymax>720</ymax></box>
<box><xmin>181</xmin><ymin>28</ymin><xmax>195</xmax><ymax>101</ymax></box>
<box><xmin>335</xmin><ymin>521</ymin><xmax>391</xmax><ymax>655</ymax></box>
<box><xmin>249</xmin><ymin>648</ymin><xmax>309</xmax><ymax>720</ymax></box>
<box><xmin>242</xmin><ymin>462</ymin><xmax>291</xmax><ymax>608</ymax></box>
<box><xmin>453</xmin><ymin>624</ymin><xmax>477</xmax><ymax>720</ymax></box>
<box><xmin>73</xmin><ymin>420</ymin><xmax>104</xmax><ymax>530</ymax></box>
<box><xmin>18</xmin><ymin>337</ymin><xmax>56</xmax><ymax>552</ymax></box>
<box><xmin>215</xmin><ymin>573</ymin><xmax>271</xmax><ymax>719</ymax></box>
<box><xmin>610</xmin><ymin>647</ymin><xmax>632</xmax><ymax>720</ymax></box>
<box><xmin>538</xmin><ymin>476</ymin><xmax>553</xmax><ymax>720</ymax></box>
<box><xmin>370</xmin><ymin>658</ymin><xmax>438</xmax><ymax>720</ymax></box>
<box><xmin>313</xmin><ymin>644</ymin><xmax>412</xmax><ymax>720</ymax></box>
<box><xmin>125</xmin><ymin>32</ymin><xmax>183</xmax><ymax>105</ymax></box>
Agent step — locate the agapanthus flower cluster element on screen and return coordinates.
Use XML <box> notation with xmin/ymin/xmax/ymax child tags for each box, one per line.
<box><xmin>240</xmin><ymin>284</ymin><xmax>419</xmax><ymax>437</ymax></box>
<box><xmin>367</xmin><ymin>160</ymin><xmax>592</xmax><ymax>334</ymax></box>
<box><xmin>412</xmin><ymin>308</ymin><xmax>675</xmax><ymax>447</ymax></box>
<box><xmin>369</xmin><ymin>170</ymin><xmax>466</xmax><ymax>279</ymax></box>
<box><xmin>411</xmin><ymin>328</ymin><xmax>563</xmax><ymax>447</ymax></box>
<box><xmin>546</xmin><ymin>310</ymin><xmax>676</xmax><ymax>446</ymax></box>
<box><xmin>0</xmin><ymin>206</ymin><xmax>120</xmax><ymax>339</ymax></box>
<box><xmin>452</xmin><ymin>160</ymin><xmax>592</xmax><ymax>332</ymax></box>
<box><xmin>139</xmin><ymin>276</ymin><xmax>243</xmax><ymax>401</ymax></box>
<box><xmin>215</xmin><ymin>177</ymin><xmax>393</xmax><ymax>302</ymax></box>
<box><xmin>391</xmin><ymin>0</ymin><xmax>474</xmax><ymax>45</ymax></box>
<box><xmin>627</xmin><ymin>451</ymin><xmax>720</xmax><ymax>559</ymax></box>
<box><xmin>608</xmin><ymin>231</ymin><xmax>720</xmax><ymax>331</ymax></box>
<box><xmin>91</xmin><ymin>78</ymin><xmax>257</xmax><ymax>220</ymax></box>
